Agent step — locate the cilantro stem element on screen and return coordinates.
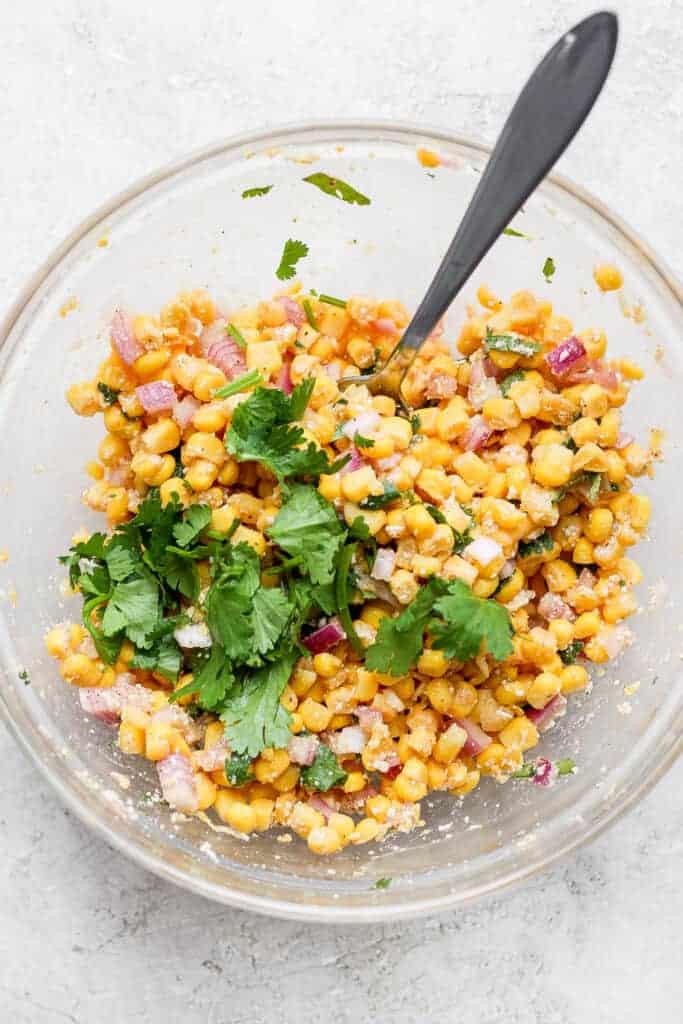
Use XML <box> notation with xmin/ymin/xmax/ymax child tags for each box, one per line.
<box><xmin>335</xmin><ymin>543</ymin><xmax>364</xmax><ymax>655</ymax></box>
<box><xmin>226</xmin><ymin>323</ymin><xmax>247</xmax><ymax>349</ymax></box>
<box><xmin>512</xmin><ymin>764</ymin><xmax>537</xmax><ymax>779</ymax></box>
<box><xmin>264</xmin><ymin>555</ymin><xmax>303</xmax><ymax>576</ymax></box>
<box><xmin>214</xmin><ymin>369</ymin><xmax>263</xmax><ymax>399</ymax></box>
<box><xmin>318</xmin><ymin>294</ymin><xmax>347</xmax><ymax>308</ymax></box>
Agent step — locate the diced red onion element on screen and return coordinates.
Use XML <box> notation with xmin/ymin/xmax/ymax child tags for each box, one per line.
<box><xmin>157</xmin><ymin>753</ymin><xmax>199</xmax><ymax>813</ymax></box>
<box><xmin>371</xmin><ymin>547</ymin><xmax>396</xmax><ymax>582</ymax></box>
<box><xmin>462</xmin><ymin>414</ymin><xmax>493</xmax><ymax>451</ymax></box>
<box><xmin>207</xmin><ymin>334</ymin><xmax>247</xmax><ymax>380</ymax></box>
<box><xmin>151</xmin><ymin>704</ymin><xmax>203</xmax><ymax>744</ymax></box>
<box><xmin>199</xmin><ymin>317</ymin><xmax>228</xmax><ymax>354</ymax></box>
<box><xmin>372</xmin><ymin>317</ymin><xmax>400</xmax><ymax>337</ymax></box>
<box><xmin>174</xmin><ymin>622</ymin><xmax>212</xmax><ymax>649</ymax></box>
<box><xmin>337</xmin><ymin>785</ymin><xmax>378</xmax><ymax>814</ymax></box>
<box><xmin>500</xmin><ymin>559</ymin><xmax>516</xmax><ymax>579</ymax></box>
<box><xmin>454</xmin><ymin>717</ymin><xmax>493</xmax><ymax>756</ymax></box>
<box><xmin>526</xmin><ymin>693</ymin><xmax>567</xmax><ymax>732</ymax></box>
<box><xmin>323</xmin><ymin>361</ymin><xmax>342</xmax><ymax>382</ymax></box>
<box><xmin>616</xmin><ymin>432</ymin><xmax>634</xmax><ymax>449</ymax></box>
<box><xmin>504</xmin><ymin>589</ymin><xmax>536</xmax><ymax>611</ymax></box>
<box><xmin>277</xmin><ymin>359</ymin><xmax>293</xmax><ymax>395</ymax></box>
<box><xmin>136</xmin><ymin>380</ymin><xmax>176</xmax><ymax>414</ymax></box>
<box><xmin>591</xmin><ymin>363</ymin><xmax>619</xmax><ymax>391</ymax></box>
<box><xmin>326</xmin><ymin>725</ymin><xmax>366</xmax><ymax>756</ymax></box>
<box><xmin>173</xmin><ymin>394</ymin><xmax>200</xmax><ymax>430</ymax></box>
<box><xmin>601</xmin><ymin>624</ymin><xmax>633</xmax><ymax>660</ymax></box>
<box><xmin>110</xmin><ymin>310</ymin><xmax>142</xmax><ymax>366</ymax></box>
<box><xmin>303</xmin><ymin>618</ymin><xmax>346</xmax><ymax>654</ymax></box>
<box><xmin>425</xmin><ymin>373</ymin><xmax>458</xmax><ymax>400</ymax></box>
<box><xmin>538</xmin><ymin>592</ymin><xmax>575</xmax><ymax>621</ymax></box>
<box><xmin>356</xmin><ymin>706</ymin><xmax>383</xmax><ymax>734</ymax></box>
<box><xmin>483</xmin><ymin>356</ymin><xmax>505</xmax><ymax>380</ymax></box>
<box><xmin>375</xmin><ymin>750</ymin><xmax>402</xmax><ymax>774</ymax></box>
<box><xmin>532</xmin><ymin>757</ymin><xmax>557</xmax><ymax>787</ymax></box>
<box><xmin>107</xmin><ymin>465</ymin><xmax>132</xmax><ymax>486</ymax></box>
<box><xmin>563</xmin><ymin>357</ymin><xmax>619</xmax><ymax>391</ymax></box>
<box><xmin>194</xmin><ymin>740</ymin><xmax>230</xmax><ymax>772</ymax></box>
<box><xmin>277</xmin><ymin>295</ymin><xmax>305</xmax><ymax>327</ymax></box>
<box><xmin>78</xmin><ymin>678</ymin><xmax>155</xmax><ymax>725</ymax></box>
<box><xmin>342</xmin><ymin>410</ymin><xmax>380</xmax><ymax>440</ymax></box>
<box><xmin>546</xmin><ymin>336</ymin><xmax>587</xmax><ymax>378</ymax></box>
<box><xmin>308</xmin><ymin>794</ymin><xmax>339</xmax><ymax>820</ymax></box>
<box><xmin>288</xmin><ymin>734</ymin><xmax>320</xmax><ymax>766</ymax></box>
<box><xmin>463</xmin><ymin>536</ymin><xmax>502</xmax><ymax>567</ymax></box>
<box><xmin>377</xmin><ymin>453</ymin><xmax>401</xmax><ymax>471</ymax></box>
<box><xmin>338</xmin><ymin>447</ymin><xmax>366</xmax><ymax>476</ymax></box>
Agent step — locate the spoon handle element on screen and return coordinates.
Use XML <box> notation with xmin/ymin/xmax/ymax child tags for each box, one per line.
<box><xmin>394</xmin><ymin>11</ymin><xmax>618</xmax><ymax>359</ymax></box>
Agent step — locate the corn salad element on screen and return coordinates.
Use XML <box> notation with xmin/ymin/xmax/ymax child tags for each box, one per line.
<box><xmin>47</xmin><ymin>283</ymin><xmax>653</xmax><ymax>855</ymax></box>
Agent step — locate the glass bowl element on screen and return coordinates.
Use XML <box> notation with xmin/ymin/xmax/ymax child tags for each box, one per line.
<box><xmin>0</xmin><ymin>121</ymin><xmax>680</xmax><ymax>923</ymax></box>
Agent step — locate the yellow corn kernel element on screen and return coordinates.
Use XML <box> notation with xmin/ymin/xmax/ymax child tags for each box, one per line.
<box><xmin>509</xmin><ymin>379</ymin><xmax>541</xmax><ymax>419</ymax></box>
<box><xmin>542</xmin><ymin>559</ymin><xmax>577</xmax><ymax>593</ymax></box>
<box><xmin>476</xmin><ymin>742</ymin><xmax>523</xmax><ymax>779</ymax></box>
<box><xmin>45</xmin><ymin>625</ymin><xmax>70</xmax><ymax>658</ymax></box>
<box><xmin>471</xmin><ymin>577</ymin><xmax>498</xmax><ymax>598</ymax></box>
<box><xmin>117</xmin><ymin>720</ymin><xmax>146</xmax><ymax>755</ymax></box>
<box><xmin>433</xmin><ymin>723</ymin><xmax>467</xmax><ymax>764</ymax></box>
<box><xmin>617</xmin><ymin>557</ymin><xmax>642</xmax><ymax>585</ymax></box>
<box><xmin>98</xmin><ymin>433</ymin><xmax>129</xmax><ymax>467</ymax></box>
<box><xmin>289</xmin><ymin>802</ymin><xmax>326</xmax><ymax>838</ymax></box>
<box><xmin>354</xmin><ymin>669</ymin><xmax>380</xmax><ymax>703</ymax></box>
<box><xmin>456</xmin><ymin>451</ymin><xmax>493</xmax><ymax>488</ymax></box>
<box><xmin>593</xmin><ymin>263</ymin><xmax>623</xmax><ymax>291</ymax></box>
<box><xmin>299</xmin><ymin>698</ymin><xmax>333</xmax><ymax>733</ymax></box>
<box><xmin>602</xmin><ymin>591</ymin><xmax>638</xmax><ymax>624</ymax></box>
<box><xmin>416</xmin><ymin>467</ymin><xmax>452</xmax><ymax>504</ymax></box>
<box><xmin>232</xmin><ymin>524</ymin><xmax>266</xmax><ymax>555</ymax></box>
<box><xmin>60</xmin><ymin>653</ymin><xmax>101</xmax><ymax>687</ymax></box>
<box><xmin>580</xmin><ymin>384</ymin><xmax>610</xmax><ymax>420</ymax></box>
<box><xmin>366</xmin><ymin>794</ymin><xmax>391</xmax><ymax>822</ymax></box>
<box><xmin>193</xmin><ymin>367</ymin><xmax>228</xmax><ymax>402</ymax></box>
<box><xmin>192</xmin><ymin>404</ymin><xmax>227</xmax><ymax>434</ymax></box>
<box><xmin>450</xmin><ymin>768</ymin><xmax>481</xmax><ymax>796</ymax></box>
<box><xmin>526</xmin><ymin>671</ymin><xmax>561</xmax><ymax>709</ymax></box>
<box><xmin>341</xmin><ymin>771</ymin><xmax>367</xmax><ymax>795</ymax></box>
<box><xmin>223</xmin><ymin>799</ymin><xmax>257</xmax><ymax>834</ymax></box>
<box><xmin>102</xmin><ymin>405</ymin><xmax>139</xmax><ymax>438</ymax></box>
<box><xmin>209</xmin><ymin>505</ymin><xmax>236</xmax><ymax>535</ymax></box>
<box><xmin>341</xmin><ymin>466</ymin><xmax>381</xmax><ymax>504</ymax></box>
<box><xmin>403</xmin><ymin>503</ymin><xmax>437</xmax><ymax>540</ymax></box>
<box><xmin>253</xmin><ymin>748</ymin><xmax>290</xmax><ymax>784</ymax></box>
<box><xmin>132</xmin><ymin>348</ymin><xmax>171</xmax><ymax>380</ymax></box>
<box><xmin>66</xmin><ymin>380</ymin><xmax>101</xmax><ymax>417</ymax></box>
<box><xmin>482</xmin><ymin>397</ymin><xmax>521</xmax><ymax>431</ymax></box>
<box><xmin>498</xmin><ymin>715</ymin><xmax>539</xmax><ymax>751</ymax></box>
<box><xmin>630</xmin><ymin>494</ymin><xmax>651</xmax><ymax>531</ymax></box>
<box><xmin>313</xmin><ymin>652</ymin><xmax>342</xmax><ymax>678</ymax></box>
<box><xmin>531</xmin><ymin>443</ymin><xmax>573</xmax><ymax>488</ymax></box>
<box><xmin>573</xmin><ymin>610</ymin><xmax>601</xmax><ymax>639</ymax></box>
<box><xmin>548</xmin><ymin>619</ymin><xmax>574</xmax><ymax>650</ymax></box>
<box><xmin>349</xmin><ymin>817</ymin><xmax>381</xmax><ymax>844</ymax></box>
<box><xmin>184</xmin><ymin>431</ymin><xmax>226</xmax><ymax>466</ymax></box>
<box><xmin>329</xmin><ymin>812</ymin><xmax>355</xmax><ymax>841</ymax></box>
<box><xmin>451</xmin><ymin>682</ymin><xmax>478</xmax><ymax>718</ymax></box>
<box><xmin>193</xmin><ymin>772</ymin><xmax>216</xmax><ymax>811</ymax></box>
<box><xmin>158</xmin><ymin>477</ymin><xmax>189</xmax><ymax>508</ymax></box>
<box><xmin>560</xmin><ymin>664</ymin><xmax>589</xmax><ymax>695</ymax></box>
<box><xmin>411</xmin><ymin>553</ymin><xmax>442</xmax><ymax>577</ymax></box>
<box><xmin>318</xmin><ymin>474</ymin><xmax>342</xmax><ymax>502</ymax></box>
<box><xmin>568</xmin><ymin>417</ymin><xmax>599</xmax><ymax>447</ymax></box>
<box><xmin>417</xmin><ymin>648</ymin><xmax>448</xmax><ymax>677</ymax></box>
<box><xmin>433</xmin><ymin>397</ymin><xmax>468</xmax><ymax>441</ymax></box>
<box><xmin>495</xmin><ymin>568</ymin><xmax>524</xmax><ymax>604</ymax></box>
<box><xmin>394</xmin><ymin>757</ymin><xmax>428</xmax><ymax>802</ymax></box>
<box><xmin>184</xmin><ymin>459</ymin><xmax>218</xmax><ymax>492</ymax></box>
<box><xmin>572</xmin><ymin>537</ymin><xmax>595</xmax><ymax>564</ymax></box>
<box><xmin>495</xmin><ymin>677</ymin><xmax>528</xmax><ymax>705</ymax></box>
<box><xmin>249</xmin><ymin>797</ymin><xmax>275</xmax><ymax>831</ymax></box>
<box><xmin>583</xmin><ymin>507</ymin><xmax>613</xmax><ymax>545</ymax></box>
<box><xmin>307</xmin><ymin>825</ymin><xmax>344</xmax><ymax>855</ymax></box>
<box><xmin>271</xmin><ymin>765</ymin><xmax>300</xmax><ymax>793</ymax></box>
<box><xmin>142</xmin><ymin>417</ymin><xmax>181</xmax><ymax>454</ymax></box>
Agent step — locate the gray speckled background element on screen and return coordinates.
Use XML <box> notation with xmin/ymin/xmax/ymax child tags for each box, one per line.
<box><xmin>0</xmin><ymin>2</ymin><xmax>681</xmax><ymax>1021</ymax></box>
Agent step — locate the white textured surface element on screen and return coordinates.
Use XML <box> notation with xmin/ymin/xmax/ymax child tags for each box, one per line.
<box><xmin>1</xmin><ymin>1</ymin><xmax>682</xmax><ymax>1021</ymax></box>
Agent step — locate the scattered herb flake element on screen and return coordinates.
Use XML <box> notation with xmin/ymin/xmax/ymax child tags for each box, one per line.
<box><xmin>485</xmin><ymin>328</ymin><xmax>541</xmax><ymax>358</ymax></box>
<box><xmin>225</xmin><ymin>751</ymin><xmax>254</xmax><ymax>786</ymax></box>
<box><xmin>242</xmin><ymin>185</ymin><xmax>273</xmax><ymax>199</ymax></box>
<box><xmin>303</xmin><ymin>172</ymin><xmax>371</xmax><ymax>206</ymax></box>
<box><xmin>559</xmin><ymin>640</ymin><xmax>584</xmax><ymax>665</ymax></box>
<box><xmin>300</xmin><ymin>743</ymin><xmax>348</xmax><ymax>791</ymax></box>
<box><xmin>543</xmin><ymin>256</ymin><xmax>556</xmax><ymax>282</ymax></box>
<box><xmin>97</xmin><ymin>382</ymin><xmax>119</xmax><ymax>405</ymax></box>
<box><xmin>360</xmin><ymin>481</ymin><xmax>401</xmax><ymax>510</ymax></box>
<box><xmin>353</xmin><ymin>433</ymin><xmax>375</xmax><ymax>449</ymax></box>
<box><xmin>19</xmin><ymin>669</ymin><xmax>30</xmax><ymax>685</ymax></box>
<box><xmin>503</xmin><ymin>226</ymin><xmax>527</xmax><ymax>238</ymax></box>
<box><xmin>500</xmin><ymin>369</ymin><xmax>525</xmax><ymax>397</ymax></box>
<box><xmin>374</xmin><ymin>877</ymin><xmax>392</xmax><ymax>890</ymax></box>
<box><xmin>518</xmin><ymin>531</ymin><xmax>554</xmax><ymax>559</ymax></box>
<box><xmin>410</xmin><ymin>413</ymin><xmax>421</xmax><ymax>435</ymax></box>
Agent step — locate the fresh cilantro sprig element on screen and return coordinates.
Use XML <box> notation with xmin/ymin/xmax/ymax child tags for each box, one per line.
<box><xmin>276</xmin><ymin>238</ymin><xmax>309</xmax><ymax>281</ymax></box>
<box><xmin>365</xmin><ymin>578</ymin><xmax>513</xmax><ymax>676</ymax></box>
<box><xmin>300</xmin><ymin>743</ymin><xmax>348</xmax><ymax>791</ymax></box>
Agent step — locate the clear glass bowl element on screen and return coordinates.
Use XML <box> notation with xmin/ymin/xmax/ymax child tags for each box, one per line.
<box><xmin>0</xmin><ymin>122</ymin><xmax>680</xmax><ymax>922</ymax></box>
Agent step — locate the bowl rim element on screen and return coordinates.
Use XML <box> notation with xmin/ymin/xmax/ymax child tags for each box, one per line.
<box><xmin>0</xmin><ymin>118</ymin><xmax>681</xmax><ymax>923</ymax></box>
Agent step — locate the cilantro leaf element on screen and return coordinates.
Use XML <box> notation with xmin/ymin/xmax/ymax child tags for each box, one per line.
<box><xmin>225</xmin><ymin>751</ymin><xmax>253</xmax><ymax>786</ymax></box>
<box><xmin>518</xmin><ymin>531</ymin><xmax>554</xmax><ymax>559</ymax></box>
<box><xmin>222</xmin><ymin>648</ymin><xmax>297</xmax><ymax>757</ymax></box>
<box><xmin>268</xmin><ymin>484</ymin><xmax>346</xmax><ymax>586</ymax></box>
<box><xmin>334</xmin><ymin>542</ymin><xmax>364</xmax><ymax>655</ymax></box>
<box><xmin>275</xmin><ymin>238</ymin><xmax>309</xmax><ymax>281</ymax></box>
<box><xmin>300</xmin><ymin>743</ymin><xmax>348</xmax><ymax>791</ymax></box>
<box><xmin>97</xmin><ymin>382</ymin><xmax>119</xmax><ymax>405</ymax></box>
<box><xmin>242</xmin><ymin>185</ymin><xmax>273</xmax><ymax>198</ymax></box>
<box><xmin>205</xmin><ymin>543</ymin><xmax>261</xmax><ymax>662</ymax></box>
<box><xmin>425</xmin><ymin>504</ymin><xmax>447</xmax><ymax>524</ymax></box>
<box><xmin>360</xmin><ymin>481</ymin><xmax>401</xmax><ymax>510</ymax></box>
<box><xmin>374</xmin><ymin>877</ymin><xmax>392</xmax><ymax>890</ymax></box>
<box><xmin>83</xmin><ymin>595</ymin><xmax>122</xmax><ymax>665</ymax></box>
<box><xmin>485</xmin><ymin>328</ymin><xmax>541</xmax><ymax>358</ymax></box>
<box><xmin>173</xmin><ymin>644</ymin><xmax>234</xmax><ymax>711</ymax></box>
<box><xmin>103</xmin><ymin>540</ymin><xmax>143</xmax><ymax>582</ymax></box>
<box><xmin>559</xmin><ymin>640</ymin><xmax>584</xmax><ymax>665</ymax></box>
<box><xmin>130</xmin><ymin>633</ymin><xmax>183</xmax><ymax>681</ymax></box>
<box><xmin>227</xmin><ymin>382</ymin><xmax>344</xmax><ymax>481</ymax></box>
<box><xmin>500</xmin><ymin>368</ymin><xmax>526</xmax><ymax>397</ymax></box>
<box><xmin>353</xmin><ymin>433</ymin><xmax>375</xmax><ymax>449</ymax></box>
<box><xmin>60</xmin><ymin>533</ymin><xmax>108</xmax><ymax>589</ymax></box>
<box><xmin>172</xmin><ymin>505</ymin><xmax>211</xmax><ymax>548</ymax></box>
<box><xmin>410</xmin><ymin>413</ymin><xmax>421</xmax><ymax>435</ymax></box>
<box><xmin>365</xmin><ymin>578</ymin><xmax>447</xmax><ymax>675</ymax></box>
<box><xmin>430</xmin><ymin>579</ymin><xmax>514</xmax><ymax>662</ymax></box>
<box><xmin>101</xmin><ymin>574</ymin><xmax>160</xmax><ymax>640</ymax></box>
<box><xmin>250</xmin><ymin>588</ymin><xmax>293</xmax><ymax>659</ymax></box>
<box><xmin>303</xmin><ymin>172</ymin><xmax>371</xmax><ymax>206</ymax></box>
<box><xmin>543</xmin><ymin>256</ymin><xmax>556</xmax><ymax>282</ymax></box>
